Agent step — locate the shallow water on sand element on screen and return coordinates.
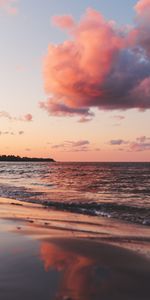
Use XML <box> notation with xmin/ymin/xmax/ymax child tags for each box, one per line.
<box><xmin>0</xmin><ymin>220</ymin><xmax>150</xmax><ymax>300</ymax></box>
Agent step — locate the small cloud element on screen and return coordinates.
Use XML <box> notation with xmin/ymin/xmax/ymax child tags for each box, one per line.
<box><xmin>0</xmin><ymin>111</ymin><xmax>12</xmax><ymax>120</ymax></box>
<box><xmin>25</xmin><ymin>148</ymin><xmax>31</xmax><ymax>152</ymax></box>
<box><xmin>136</xmin><ymin>135</ymin><xmax>149</xmax><ymax>143</ymax></box>
<box><xmin>0</xmin><ymin>130</ymin><xmax>26</xmax><ymax>136</ymax></box>
<box><xmin>51</xmin><ymin>139</ymin><xmax>92</xmax><ymax>152</ymax></box>
<box><xmin>78</xmin><ymin>116</ymin><xmax>93</xmax><ymax>123</ymax></box>
<box><xmin>51</xmin><ymin>140</ymin><xmax>90</xmax><ymax>149</ymax></box>
<box><xmin>130</xmin><ymin>142</ymin><xmax>150</xmax><ymax>152</ymax></box>
<box><xmin>21</xmin><ymin>114</ymin><xmax>33</xmax><ymax>122</ymax></box>
<box><xmin>109</xmin><ymin>139</ymin><xmax>128</xmax><ymax>145</ymax></box>
<box><xmin>71</xmin><ymin>140</ymin><xmax>90</xmax><ymax>147</ymax></box>
<box><xmin>130</xmin><ymin>135</ymin><xmax>150</xmax><ymax>151</ymax></box>
<box><xmin>109</xmin><ymin>135</ymin><xmax>150</xmax><ymax>152</ymax></box>
<box><xmin>18</xmin><ymin>130</ymin><xmax>24</xmax><ymax>135</ymax></box>
<box><xmin>72</xmin><ymin>146</ymin><xmax>89</xmax><ymax>152</ymax></box>
<box><xmin>0</xmin><ymin>130</ymin><xmax>14</xmax><ymax>135</ymax></box>
<box><xmin>51</xmin><ymin>143</ymin><xmax>65</xmax><ymax>149</ymax></box>
<box><xmin>0</xmin><ymin>0</ymin><xmax>18</xmax><ymax>15</ymax></box>
<box><xmin>0</xmin><ymin>111</ymin><xmax>33</xmax><ymax>122</ymax></box>
<box><xmin>52</xmin><ymin>15</ymin><xmax>75</xmax><ymax>29</ymax></box>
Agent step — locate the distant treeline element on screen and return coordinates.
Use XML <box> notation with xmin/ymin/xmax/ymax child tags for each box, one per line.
<box><xmin>0</xmin><ymin>155</ymin><xmax>55</xmax><ymax>162</ymax></box>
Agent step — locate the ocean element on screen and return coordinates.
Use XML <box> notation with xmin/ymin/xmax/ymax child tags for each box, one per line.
<box><xmin>0</xmin><ymin>162</ymin><xmax>150</xmax><ymax>226</ymax></box>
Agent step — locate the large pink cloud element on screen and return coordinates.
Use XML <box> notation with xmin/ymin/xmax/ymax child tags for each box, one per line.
<box><xmin>0</xmin><ymin>0</ymin><xmax>18</xmax><ymax>15</ymax></box>
<box><xmin>41</xmin><ymin>2</ymin><xmax>150</xmax><ymax>119</ymax></box>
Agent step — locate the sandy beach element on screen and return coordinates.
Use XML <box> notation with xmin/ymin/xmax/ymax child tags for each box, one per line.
<box><xmin>0</xmin><ymin>197</ymin><xmax>150</xmax><ymax>300</ymax></box>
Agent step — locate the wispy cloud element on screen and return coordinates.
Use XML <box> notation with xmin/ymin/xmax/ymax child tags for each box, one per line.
<box><xmin>69</xmin><ymin>140</ymin><xmax>90</xmax><ymax>147</ymax></box>
<box><xmin>18</xmin><ymin>130</ymin><xmax>24</xmax><ymax>135</ymax></box>
<box><xmin>78</xmin><ymin>116</ymin><xmax>93</xmax><ymax>123</ymax></box>
<box><xmin>41</xmin><ymin>1</ymin><xmax>150</xmax><ymax>119</ymax></box>
<box><xmin>109</xmin><ymin>139</ymin><xmax>128</xmax><ymax>146</ymax></box>
<box><xmin>0</xmin><ymin>131</ymin><xmax>14</xmax><ymax>135</ymax></box>
<box><xmin>52</xmin><ymin>15</ymin><xmax>75</xmax><ymax>29</ymax></box>
<box><xmin>51</xmin><ymin>140</ymin><xmax>93</xmax><ymax>152</ymax></box>
<box><xmin>0</xmin><ymin>111</ymin><xmax>33</xmax><ymax>122</ymax></box>
<box><xmin>136</xmin><ymin>135</ymin><xmax>148</xmax><ymax>143</ymax></box>
<box><xmin>130</xmin><ymin>142</ymin><xmax>150</xmax><ymax>152</ymax></box>
<box><xmin>39</xmin><ymin>102</ymin><xmax>93</xmax><ymax>120</ymax></box>
<box><xmin>51</xmin><ymin>143</ymin><xmax>65</xmax><ymax>149</ymax></box>
<box><xmin>109</xmin><ymin>135</ymin><xmax>150</xmax><ymax>152</ymax></box>
<box><xmin>0</xmin><ymin>111</ymin><xmax>12</xmax><ymax>120</ymax></box>
<box><xmin>130</xmin><ymin>136</ymin><xmax>150</xmax><ymax>151</ymax></box>
<box><xmin>0</xmin><ymin>130</ymin><xmax>24</xmax><ymax>136</ymax></box>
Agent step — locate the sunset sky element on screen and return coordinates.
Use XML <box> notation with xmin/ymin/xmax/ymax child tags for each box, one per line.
<box><xmin>0</xmin><ymin>0</ymin><xmax>150</xmax><ymax>161</ymax></box>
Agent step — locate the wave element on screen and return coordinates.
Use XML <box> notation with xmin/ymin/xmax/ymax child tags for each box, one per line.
<box><xmin>42</xmin><ymin>201</ymin><xmax>150</xmax><ymax>226</ymax></box>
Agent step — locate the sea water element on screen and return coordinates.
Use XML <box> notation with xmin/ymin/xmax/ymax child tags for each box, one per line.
<box><xmin>0</xmin><ymin>162</ymin><xmax>150</xmax><ymax>225</ymax></box>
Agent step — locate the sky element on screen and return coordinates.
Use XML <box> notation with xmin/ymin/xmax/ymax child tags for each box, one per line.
<box><xmin>0</xmin><ymin>0</ymin><xmax>150</xmax><ymax>161</ymax></box>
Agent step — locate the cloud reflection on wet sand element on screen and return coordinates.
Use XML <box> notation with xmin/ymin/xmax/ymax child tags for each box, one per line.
<box><xmin>40</xmin><ymin>238</ymin><xmax>150</xmax><ymax>300</ymax></box>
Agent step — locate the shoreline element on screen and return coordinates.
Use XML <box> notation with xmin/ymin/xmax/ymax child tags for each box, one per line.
<box><xmin>0</xmin><ymin>197</ymin><xmax>150</xmax><ymax>299</ymax></box>
<box><xmin>0</xmin><ymin>197</ymin><xmax>150</xmax><ymax>258</ymax></box>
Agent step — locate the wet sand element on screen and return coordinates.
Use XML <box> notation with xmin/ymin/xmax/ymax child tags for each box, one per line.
<box><xmin>0</xmin><ymin>197</ymin><xmax>150</xmax><ymax>299</ymax></box>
